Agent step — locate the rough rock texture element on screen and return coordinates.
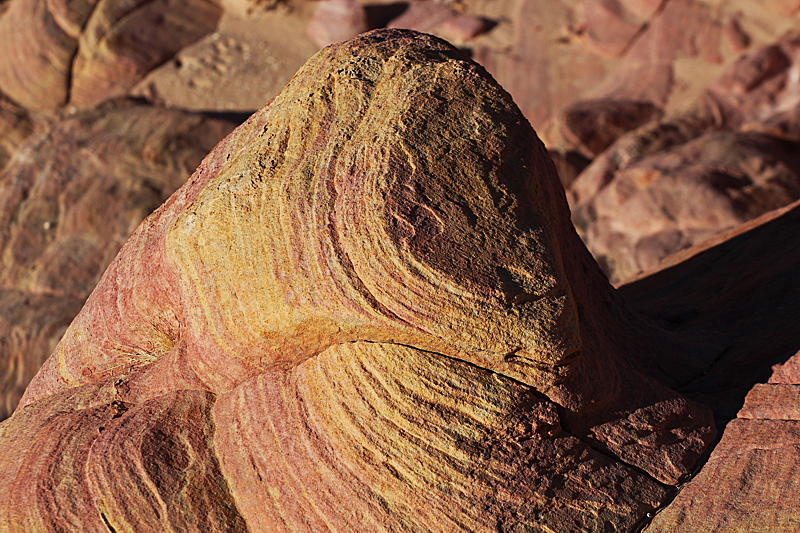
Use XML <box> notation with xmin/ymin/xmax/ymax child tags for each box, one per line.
<box><xmin>616</xmin><ymin>201</ymin><xmax>800</xmax><ymax>531</ymax></box>
<box><xmin>570</xmin><ymin>31</ymin><xmax>800</xmax><ymax>282</ymax></box>
<box><xmin>0</xmin><ymin>0</ymin><xmax>223</xmax><ymax>111</ymax></box>
<box><xmin>0</xmin><ymin>31</ymin><xmax>716</xmax><ymax>531</ymax></box>
<box><xmin>0</xmin><ymin>99</ymin><xmax>239</xmax><ymax>419</ymax></box>
<box><xmin>573</xmin><ymin>129</ymin><xmax>800</xmax><ymax>281</ymax></box>
<box><xmin>122</xmin><ymin>0</ymin><xmax>800</xmax><ymax>153</ymax></box>
<box><xmin>0</xmin><ymin>91</ymin><xmax>33</xmax><ymax>171</ymax></box>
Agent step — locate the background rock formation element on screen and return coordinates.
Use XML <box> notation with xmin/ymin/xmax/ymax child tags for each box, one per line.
<box><xmin>0</xmin><ymin>0</ymin><xmax>223</xmax><ymax>111</ymax></box>
<box><xmin>0</xmin><ymin>31</ymin><xmax>715</xmax><ymax>532</ymax></box>
<box><xmin>571</xmin><ymin>31</ymin><xmax>800</xmax><ymax>282</ymax></box>
<box><xmin>617</xmin><ymin>200</ymin><xmax>800</xmax><ymax>531</ymax></box>
<box><xmin>0</xmin><ymin>100</ymin><xmax>240</xmax><ymax>419</ymax></box>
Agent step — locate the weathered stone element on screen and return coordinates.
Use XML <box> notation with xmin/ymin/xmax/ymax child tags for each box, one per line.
<box><xmin>0</xmin><ymin>99</ymin><xmax>240</xmax><ymax>419</ymax></box>
<box><xmin>570</xmin><ymin>31</ymin><xmax>800</xmax><ymax>284</ymax></box>
<box><xmin>306</xmin><ymin>0</ymin><xmax>368</xmax><ymax>49</ymax></box>
<box><xmin>1</xmin><ymin>30</ymin><xmax>715</xmax><ymax>531</ymax></box>
<box><xmin>618</xmin><ymin>200</ymin><xmax>800</xmax><ymax>532</ymax></box>
<box><xmin>0</xmin><ymin>382</ymin><xmax>247</xmax><ymax>532</ymax></box>
<box><xmin>561</xmin><ymin>98</ymin><xmax>664</xmax><ymax>158</ymax></box>
<box><xmin>572</xmin><ymin>130</ymin><xmax>800</xmax><ymax>282</ymax></box>
<box><xmin>0</xmin><ymin>0</ymin><xmax>222</xmax><ymax>111</ymax></box>
<box><xmin>69</xmin><ymin>0</ymin><xmax>224</xmax><ymax>108</ymax></box>
<box><xmin>703</xmin><ymin>31</ymin><xmax>800</xmax><ymax>136</ymax></box>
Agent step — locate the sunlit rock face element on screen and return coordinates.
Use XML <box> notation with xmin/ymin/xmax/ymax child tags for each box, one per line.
<box><xmin>0</xmin><ymin>30</ymin><xmax>715</xmax><ymax>532</ymax></box>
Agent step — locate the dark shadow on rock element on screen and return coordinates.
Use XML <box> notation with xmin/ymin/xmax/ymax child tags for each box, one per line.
<box><xmin>364</xmin><ymin>2</ymin><xmax>409</xmax><ymax>29</ymax></box>
<box><xmin>618</xmin><ymin>200</ymin><xmax>800</xmax><ymax>425</ymax></box>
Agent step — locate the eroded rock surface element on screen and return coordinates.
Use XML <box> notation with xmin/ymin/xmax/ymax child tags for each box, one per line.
<box><xmin>0</xmin><ymin>30</ymin><xmax>715</xmax><ymax>532</ymax></box>
<box><xmin>617</xmin><ymin>201</ymin><xmax>800</xmax><ymax>532</ymax></box>
<box><xmin>570</xmin><ymin>31</ymin><xmax>800</xmax><ymax>282</ymax></box>
<box><xmin>0</xmin><ymin>99</ymin><xmax>239</xmax><ymax>420</ymax></box>
<box><xmin>0</xmin><ymin>0</ymin><xmax>222</xmax><ymax>111</ymax></box>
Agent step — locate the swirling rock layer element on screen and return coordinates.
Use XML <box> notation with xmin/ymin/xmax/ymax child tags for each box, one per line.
<box><xmin>0</xmin><ymin>0</ymin><xmax>222</xmax><ymax>111</ymax></box>
<box><xmin>1</xmin><ymin>30</ymin><xmax>716</xmax><ymax>532</ymax></box>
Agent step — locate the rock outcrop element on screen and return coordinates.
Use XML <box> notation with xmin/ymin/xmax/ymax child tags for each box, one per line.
<box><xmin>0</xmin><ymin>99</ymin><xmax>240</xmax><ymax>419</ymax></box>
<box><xmin>617</xmin><ymin>199</ymin><xmax>800</xmax><ymax>531</ymax></box>
<box><xmin>570</xmin><ymin>31</ymin><xmax>800</xmax><ymax>282</ymax></box>
<box><xmin>0</xmin><ymin>31</ymin><xmax>715</xmax><ymax>532</ymax></box>
<box><xmin>0</xmin><ymin>0</ymin><xmax>223</xmax><ymax>111</ymax></box>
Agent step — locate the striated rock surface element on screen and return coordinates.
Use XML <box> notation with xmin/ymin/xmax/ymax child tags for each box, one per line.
<box><xmin>0</xmin><ymin>0</ymin><xmax>222</xmax><ymax>111</ymax></box>
<box><xmin>0</xmin><ymin>30</ymin><xmax>716</xmax><ymax>532</ymax></box>
<box><xmin>0</xmin><ymin>99</ymin><xmax>240</xmax><ymax>420</ymax></box>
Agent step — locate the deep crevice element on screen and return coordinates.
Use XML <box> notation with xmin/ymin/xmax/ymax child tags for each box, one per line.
<box><xmin>99</xmin><ymin>511</ymin><xmax>118</xmax><ymax>533</ymax></box>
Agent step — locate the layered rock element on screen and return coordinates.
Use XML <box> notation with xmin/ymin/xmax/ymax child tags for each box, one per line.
<box><xmin>0</xmin><ymin>30</ymin><xmax>715</xmax><ymax>532</ymax></box>
<box><xmin>0</xmin><ymin>99</ymin><xmax>240</xmax><ymax>419</ymax></box>
<box><xmin>0</xmin><ymin>0</ymin><xmax>222</xmax><ymax>111</ymax></box>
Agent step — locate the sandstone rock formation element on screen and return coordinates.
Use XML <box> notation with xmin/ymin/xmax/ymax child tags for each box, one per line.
<box><xmin>616</xmin><ymin>200</ymin><xmax>800</xmax><ymax>531</ymax></box>
<box><xmin>0</xmin><ymin>91</ymin><xmax>33</xmax><ymax>171</ymax></box>
<box><xmin>570</xmin><ymin>31</ymin><xmax>800</xmax><ymax>282</ymax></box>
<box><xmin>0</xmin><ymin>0</ymin><xmax>223</xmax><ymax>111</ymax></box>
<box><xmin>0</xmin><ymin>99</ymin><xmax>240</xmax><ymax>419</ymax></box>
<box><xmin>0</xmin><ymin>31</ymin><xmax>716</xmax><ymax>532</ymax></box>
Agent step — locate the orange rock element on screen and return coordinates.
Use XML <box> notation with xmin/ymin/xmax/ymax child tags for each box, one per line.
<box><xmin>1</xmin><ymin>30</ymin><xmax>715</xmax><ymax>531</ymax></box>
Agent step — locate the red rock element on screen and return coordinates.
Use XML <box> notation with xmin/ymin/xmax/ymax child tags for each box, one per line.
<box><xmin>435</xmin><ymin>13</ymin><xmax>493</xmax><ymax>45</ymax></box>
<box><xmin>579</xmin><ymin>0</ymin><xmax>643</xmax><ymax>58</ymax></box>
<box><xmin>703</xmin><ymin>31</ymin><xmax>800</xmax><ymax>135</ymax></box>
<box><xmin>770</xmin><ymin>350</ymin><xmax>800</xmax><ymax>384</ymax></box>
<box><xmin>0</xmin><ymin>99</ymin><xmax>240</xmax><ymax>419</ymax></box>
<box><xmin>0</xmin><ymin>30</ymin><xmax>715</xmax><ymax>530</ymax></box>
<box><xmin>594</xmin><ymin>0</ymin><xmax>723</xmax><ymax>105</ymax></box>
<box><xmin>617</xmin><ymin>200</ymin><xmax>800</xmax><ymax>531</ymax></box>
<box><xmin>561</xmin><ymin>98</ymin><xmax>664</xmax><ymax>157</ymax></box>
<box><xmin>646</xmin><ymin>419</ymin><xmax>800</xmax><ymax>532</ymax></box>
<box><xmin>0</xmin><ymin>0</ymin><xmax>223</xmax><ymax>111</ymax></box>
<box><xmin>306</xmin><ymin>0</ymin><xmax>368</xmax><ymax>49</ymax></box>
<box><xmin>386</xmin><ymin>1</ymin><xmax>455</xmax><ymax>35</ymax></box>
<box><xmin>572</xmin><ymin>130</ymin><xmax>800</xmax><ymax>282</ymax></box>
<box><xmin>0</xmin><ymin>383</ymin><xmax>248</xmax><ymax>531</ymax></box>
